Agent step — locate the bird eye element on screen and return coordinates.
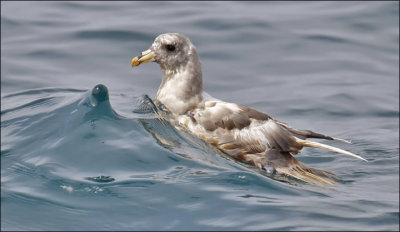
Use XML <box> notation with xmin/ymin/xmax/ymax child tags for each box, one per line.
<box><xmin>166</xmin><ymin>44</ymin><xmax>176</xmax><ymax>52</ymax></box>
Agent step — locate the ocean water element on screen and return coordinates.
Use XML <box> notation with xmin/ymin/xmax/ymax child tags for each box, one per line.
<box><xmin>1</xmin><ymin>1</ymin><xmax>399</xmax><ymax>231</ymax></box>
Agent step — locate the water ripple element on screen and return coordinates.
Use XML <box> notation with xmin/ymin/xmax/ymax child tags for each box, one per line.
<box><xmin>1</xmin><ymin>1</ymin><xmax>398</xmax><ymax>231</ymax></box>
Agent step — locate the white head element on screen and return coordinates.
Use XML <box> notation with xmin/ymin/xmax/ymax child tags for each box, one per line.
<box><xmin>132</xmin><ymin>33</ymin><xmax>201</xmax><ymax>74</ymax></box>
<box><xmin>131</xmin><ymin>33</ymin><xmax>203</xmax><ymax>114</ymax></box>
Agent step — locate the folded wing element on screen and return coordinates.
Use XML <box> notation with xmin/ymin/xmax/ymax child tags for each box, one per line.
<box><xmin>187</xmin><ymin>100</ymin><xmax>365</xmax><ymax>184</ymax></box>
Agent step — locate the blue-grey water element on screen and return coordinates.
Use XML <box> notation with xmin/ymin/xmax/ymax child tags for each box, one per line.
<box><xmin>1</xmin><ymin>1</ymin><xmax>399</xmax><ymax>231</ymax></box>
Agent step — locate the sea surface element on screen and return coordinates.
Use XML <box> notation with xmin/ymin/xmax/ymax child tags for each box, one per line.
<box><xmin>1</xmin><ymin>1</ymin><xmax>399</xmax><ymax>231</ymax></box>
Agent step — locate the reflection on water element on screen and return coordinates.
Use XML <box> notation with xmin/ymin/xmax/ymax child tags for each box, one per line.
<box><xmin>1</xmin><ymin>1</ymin><xmax>399</xmax><ymax>231</ymax></box>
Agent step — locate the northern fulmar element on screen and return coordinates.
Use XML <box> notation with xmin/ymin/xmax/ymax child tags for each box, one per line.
<box><xmin>131</xmin><ymin>33</ymin><xmax>366</xmax><ymax>185</ymax></box>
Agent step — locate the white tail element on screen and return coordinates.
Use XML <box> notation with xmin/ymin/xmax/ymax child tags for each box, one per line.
<box><xmin>295</xmin><ymin>138</ymin><xmax>367</xmax><ymax>161</ymax></box>
<box><xmin>331</xmin><ymin>137</ymin><xmax>351</xmax><ymax>144</ymax></box>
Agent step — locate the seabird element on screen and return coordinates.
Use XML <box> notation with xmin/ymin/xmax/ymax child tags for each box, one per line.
<box><xmin>131</xmin><ymin>33</ymin><xmax>366</xmax><ymax>185</ymax></box>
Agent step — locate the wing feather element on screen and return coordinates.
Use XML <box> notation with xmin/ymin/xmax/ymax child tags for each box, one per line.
<box><xmin>190</xmin><ymin>100</ymin><xmax>361</xmax><ymax>159</ymax></box>
<box><xmin>184</xmin><ymin>100</ymin><xmax>364</xmax><ymax>185</ymax></box>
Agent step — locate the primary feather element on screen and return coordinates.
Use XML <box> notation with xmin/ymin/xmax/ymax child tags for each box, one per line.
<box><xmin>131</xmin><ymin>33</ymin><xmax>366</xmax><ymax>185</ymax></box>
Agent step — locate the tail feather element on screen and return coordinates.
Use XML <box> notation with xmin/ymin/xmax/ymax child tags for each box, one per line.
<box><xmin>278</xmin><ymin>122</ymin><xmax>352</xmax><ymax>144</ymax></box>
<box><xmin>278</xmin><ymin>167</ymin><xmax>339</xmax><ymax>185</ymax></box>
<box><xmin>264</xmin><ymin>149</ymin><xmax>339</xmax><ymax>185</ymax></box>
<box><xmin>277</xmin><ymin>121</ymin><xmax>364</xmax><ymax>160</ymax></box>
<box><xmin>295</xmin><ymin>137</ymin><xmax>367</xmax><ymax>161</ymax></box>
<box><xmin>331</xmin><ymin>137</ymin><xmax>351</xmax><ymax>143</ymax></box>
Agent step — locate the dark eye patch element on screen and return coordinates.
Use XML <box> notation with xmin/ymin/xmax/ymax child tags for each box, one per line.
<box><xmin>166</xmin><ymin>44</ymin><xmax>176</xmax><ymax>52</ymax></box>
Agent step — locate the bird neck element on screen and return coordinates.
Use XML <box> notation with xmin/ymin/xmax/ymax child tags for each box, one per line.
<box><xmin>156</xmin><ymin>56</ymin><xmax>203</xmax><ymax>115</ymax></box>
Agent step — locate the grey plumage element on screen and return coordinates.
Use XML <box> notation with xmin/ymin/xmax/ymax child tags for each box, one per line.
<box><xmin>131</xmin><ymin>33</ymin><xmax>366</xmax><ymax>185</ymax></box>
